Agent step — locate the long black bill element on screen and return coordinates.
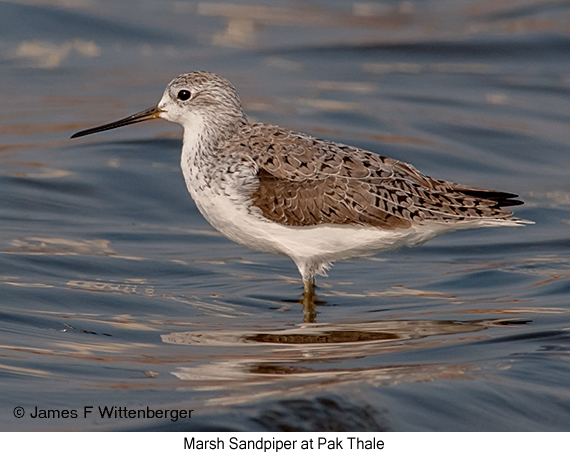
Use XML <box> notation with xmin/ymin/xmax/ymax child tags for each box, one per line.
<box><xmin>70</xmin><ymin>106</ymin><xmax>162</xmax><ymax>139</ymax></box>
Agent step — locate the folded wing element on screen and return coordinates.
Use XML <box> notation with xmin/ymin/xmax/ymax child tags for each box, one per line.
<box><xmin>236</xmin><ymin>124</ymin><xmax>522</xmax><ymax>229</ymax></box>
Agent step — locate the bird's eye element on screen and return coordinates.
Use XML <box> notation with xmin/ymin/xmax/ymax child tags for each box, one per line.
<box><xmin>177</xmin><ymin>90</ymin><xmax>192</xmax><ymax>101</ymax></box>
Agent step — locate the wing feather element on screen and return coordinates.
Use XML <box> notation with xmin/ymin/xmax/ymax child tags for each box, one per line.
<box><xmin>226</xmin><ymin>124</ymin><xmax>522</xmax><ymax>229</ymax></box>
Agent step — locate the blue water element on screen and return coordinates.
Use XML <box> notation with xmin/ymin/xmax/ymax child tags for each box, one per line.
<box><xmin>1</xmin><ymin>0</ymin><xmax>569</xmax><ymax>431</ymax></box>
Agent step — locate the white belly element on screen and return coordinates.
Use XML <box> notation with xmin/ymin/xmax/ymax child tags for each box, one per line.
<box><xmin>184</xmin><ymin>174</ymin><xmax>441</xmax><ymax>264</ymax></box>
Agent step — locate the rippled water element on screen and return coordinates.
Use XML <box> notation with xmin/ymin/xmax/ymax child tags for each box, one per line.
<box><xmin>1</xmin><ymin>0</ymin><xmax>569</xmax><ymax>432</ymax></box>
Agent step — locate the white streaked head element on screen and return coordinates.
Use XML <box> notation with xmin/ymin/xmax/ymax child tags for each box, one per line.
<box><xmin>71</xmin><ymin>71</ymin><xmax>246</xmax><ymax>139</ymax></box>
<box><xmin>158</xmin><ymin>71</ymin><xmax>246</xmax><ymax>130</ymax></box>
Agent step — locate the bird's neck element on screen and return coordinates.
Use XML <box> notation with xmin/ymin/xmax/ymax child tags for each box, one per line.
<box><xmin>182</xmin><ymin>112</ymin><xmax>246</xmax><ymax>161</ymax></box>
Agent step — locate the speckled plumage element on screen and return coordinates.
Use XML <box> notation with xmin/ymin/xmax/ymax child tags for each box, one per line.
<box><xmin>72</xmin><ymin>71</ymin><xmax>531</xmax><ymax>297</ymax></box>
<box><xmin>223</xmin><ymin>123</ymin><xmax>522</xmax><ymax>229</ymax></box>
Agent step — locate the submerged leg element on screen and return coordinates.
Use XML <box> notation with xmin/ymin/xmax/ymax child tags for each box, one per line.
<box><xmin>302</xmin><ymin>276</ymin><xmax>315</xmax><ymax>298</ymax></box>
<box><xmin>301</xmin><ymin>276</ymin><xmax>317</xmax><ymax>323</ymax></box>
<box><xmin>296</xmin><ymin>260</ymin><xmax>329</xmax><ymax>323</ymax></box>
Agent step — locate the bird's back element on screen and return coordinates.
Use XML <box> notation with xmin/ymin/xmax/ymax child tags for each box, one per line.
<box><xmin>222</xmin><ymin>122</ymin><xmax>527</xmax><ymax>231</ymax></box>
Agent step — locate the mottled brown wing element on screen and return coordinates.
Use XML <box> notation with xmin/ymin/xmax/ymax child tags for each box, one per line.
<box><xmin>240</xmin><ymin>124</ymin><xmax>519</xmax><ymax>229</ymax></box>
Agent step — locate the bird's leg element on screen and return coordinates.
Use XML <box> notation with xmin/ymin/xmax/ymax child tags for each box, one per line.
<box><xmin>302</xmin><ymin>276</ymin><xmax>315</xmax><ymax>297</ymax></box>
<box><xmin>301</xmin><ymin>276</ymin><xmax>317</xmax><ymax>323</ymax></box>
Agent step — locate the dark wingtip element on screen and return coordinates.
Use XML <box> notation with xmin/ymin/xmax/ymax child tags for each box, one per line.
<box><xmin>457</xmin><ymin>189</ymin><xmax>524</xmax><ymax>208</ymax></box>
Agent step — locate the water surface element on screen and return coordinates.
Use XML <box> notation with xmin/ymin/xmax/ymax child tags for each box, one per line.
<box><xmin>1</xmin><ymin>0</ymin><xmax>569</xmax><ymax>431</ymax></box>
